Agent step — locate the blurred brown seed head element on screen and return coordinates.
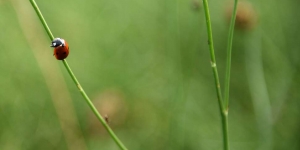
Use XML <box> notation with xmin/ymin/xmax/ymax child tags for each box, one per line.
<box><xmin>87</xmin><ymin>89</ymin><xmax>128</xmax><ymax>137</ymax></box>
<box><xmin>225</xmin><ymin>0</ymin><xmax>257</xmax><ymax>30</ymax></box>
<box><xmin>191</xmin><ymin>0</ymin><xmax>202</xmax><ymax>11</ymax></box>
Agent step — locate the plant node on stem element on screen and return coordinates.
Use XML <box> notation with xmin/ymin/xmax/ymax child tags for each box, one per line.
<box><xmin>201</xmin><ymin>0</ymin><xmax>238</xmax><ymax>150</ymax></box>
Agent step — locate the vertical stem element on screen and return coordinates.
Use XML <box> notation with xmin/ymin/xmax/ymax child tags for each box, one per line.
<box><xmin>202</xmin><ymin>0</ymin><xmax>224</xmax><ymax>114</ymax></box>
<box><xmin>202</xmin><ymin>0</ymin><xmax>229</xmax><ymax>150</ymax></box>
<box><xmin>222</xmin><ymin>112</ymin><xmax>229</xmax><ymax>150</ymax></box>
<box><xmin>224</xmin><ymin>0</ymin><xmax>239</xmax><ymax>110</ymax></box>
<box><xmin>29</xmin><ymin>0</ymin><xmax>127</xmax><ymax>149</ymax></box>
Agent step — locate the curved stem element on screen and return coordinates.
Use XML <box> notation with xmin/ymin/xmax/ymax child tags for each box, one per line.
<box><xmin>202</xmin><ymin>0</ymin><xmax>229</xmax><ymax>150</ymax></box>
<box><xmin>224</xmin><ymin>0</ymin><xmax>238</xmax><ymax>110</ymax></box>
<box><xmin>29</xmin><ymin>0</ymin><xmax>128</xmax><ymax>149</ymax></box>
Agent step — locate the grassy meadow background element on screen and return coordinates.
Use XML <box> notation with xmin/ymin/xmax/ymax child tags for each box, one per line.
<box><xmin>1</xmin><ymin>0</ymin><xmax>300</xmax><ymax>149</ymax></box>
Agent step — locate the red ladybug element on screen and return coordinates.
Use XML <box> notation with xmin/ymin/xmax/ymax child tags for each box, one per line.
<box><xmin>50</xmin><ymin>38</ymin><xmax>69</xmax><ymax>60</ymax></box>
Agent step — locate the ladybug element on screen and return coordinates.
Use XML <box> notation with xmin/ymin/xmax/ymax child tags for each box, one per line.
<box><xmin>50</xmin><ymin>38</ymin><xmax>69</xmax><ymax>60</ymax></box>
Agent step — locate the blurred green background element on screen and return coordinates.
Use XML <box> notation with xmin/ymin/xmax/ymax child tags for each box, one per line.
<box><xmin>1</xmin><ymin>0</ymin><xmax>299</xmax><ymax>149</ymax></box>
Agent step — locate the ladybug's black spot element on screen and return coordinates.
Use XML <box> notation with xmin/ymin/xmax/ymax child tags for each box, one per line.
<box><xmin>56</xmin><ymin>52</ymin><xmax>58</xmax><ymax>55</ymax></box>
<box><xmin>63</xmin><ymin>52</ymin><xmax>66</xmax><ymax>54</ymax></box>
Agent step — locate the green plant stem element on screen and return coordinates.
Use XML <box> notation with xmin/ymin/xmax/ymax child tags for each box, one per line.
<box><xmin>202</xmin><ymin>0</ymin><xmax>229</xmax><ymax>150</ymax></box>
<box><xmin>62</xmin><ymin>60</ymin><xmax>127</xmax><ymax>150</ymax></box>
<box><xmin>29</xmin><ymin>0</ymin><xmax>128</xmax><ymax>149</ymax></box>
<box><xmin>222</xmin><ymin>112</ymin><xmax>229</xmax><ymax>150</ymax></box>
<box><xmin>202</xmin><ymin>0</ymin><xmax>224</xmax><ymax>113</ymax></box>
<box><xmin>224</xmin><ymin>0</ymin><xmax>238</xmax><ymax>110</ymax></box>
<box><xmin>29</xmin><ymin>0</ymin><xmax>54</xmax><ymax>41</ymax></box>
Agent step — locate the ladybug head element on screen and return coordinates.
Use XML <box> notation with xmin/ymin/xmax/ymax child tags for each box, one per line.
<box><xmin>51</xmin><ymin>38</ymin><xmax>65</xmax><ymax>47</ymax></box>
